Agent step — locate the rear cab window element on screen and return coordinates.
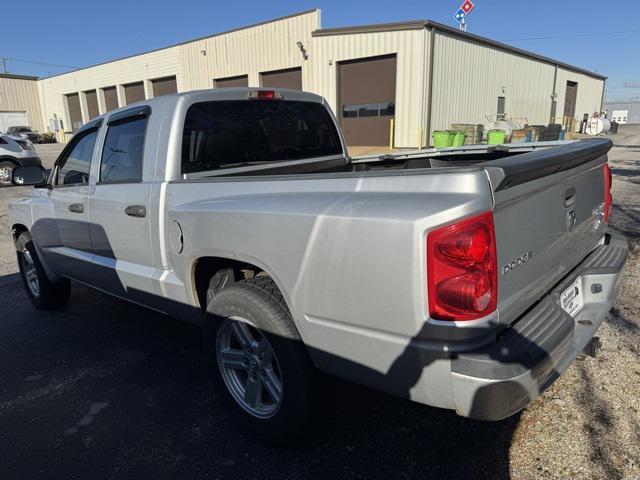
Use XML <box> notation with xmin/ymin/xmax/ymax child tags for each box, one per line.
<box><xmin>181</xmin><ymin>100</ymin><xmax>342</xmax><ymax>174</ymax></box>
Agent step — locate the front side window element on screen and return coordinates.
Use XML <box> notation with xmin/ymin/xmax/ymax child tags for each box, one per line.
<box><xmin>182</xmin><ymin>100</ymin><xmax>342</xmax><ymax>174</ymax></box>
<box><xmin>100</xmin><ymin>117</ymin><xmax>147</xmax><ymax>183</ymax></box>
<box><xmin>56</xmin><ymin>130</ymin><xmax>98</xmax><ymax>186</ymax></box>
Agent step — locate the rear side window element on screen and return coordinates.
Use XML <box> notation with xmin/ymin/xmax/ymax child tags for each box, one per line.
<box><xmin>100</xmin><ymin>117</ymin><xmax>147</xmax><ymax>183</ymax></box>
<box><xmin>182</xmin><ymin>100</ymin><xmax>342</xmax><ymax>174</ymax></box>
<box><xmin>56</xmin><ymin>130</ymin><xmax>98</xmax><ymax>186</ymax></box>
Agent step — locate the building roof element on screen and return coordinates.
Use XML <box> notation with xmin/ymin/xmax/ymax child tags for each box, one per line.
<box><xmin>313</xmin><ymin>19</ymin><xmax>607</xmax><ymax>81</ymax></box>
<box><xmin>0</xmin><ymin>73</ymin><xmax>39</xmax><ymax>81</ymax></box>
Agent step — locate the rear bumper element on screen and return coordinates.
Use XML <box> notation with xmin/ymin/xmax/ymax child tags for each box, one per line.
<box><xmin>450</xmin><ymin>233</ymin><xmax>628</xmax><ymax>420</ymax></box>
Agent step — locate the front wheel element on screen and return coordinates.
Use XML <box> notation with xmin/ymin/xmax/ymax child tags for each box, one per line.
<box><xmin>17</xmin><ymin>236</ymin><xmax>71</xmax><ymax>310</ymax></box>
<box><xmin>204</xmin><ymin>276</ymin><xmax>318</xmax><ymax>444</ymax></box>
<box><xmin>0</xmin><ymin>161</ymin><xmax>15</xmax><ymax>185</ymax></box>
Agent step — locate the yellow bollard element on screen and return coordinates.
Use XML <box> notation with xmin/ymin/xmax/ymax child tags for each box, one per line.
<box><xmin>418</xmin><ymin>128</ymin><xmax>423</xmax><ymax>149</ymax></box>
<box><xmin>389</xmin><ymin>118</ymin><xmax>395</xmax><ymax>150</ymax></box>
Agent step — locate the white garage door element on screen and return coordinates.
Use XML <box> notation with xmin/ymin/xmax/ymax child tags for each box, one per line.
<box><xmin>0</xmin><ymin>111</ymin><xmax>29</xmax><ymax>133</ymax></box>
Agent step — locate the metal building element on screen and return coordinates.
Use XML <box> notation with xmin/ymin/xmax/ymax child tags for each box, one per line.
<box><xmin>0</xmin><ymin>9</ymin><xmax>606</xmax><ymax>148</ymax></box>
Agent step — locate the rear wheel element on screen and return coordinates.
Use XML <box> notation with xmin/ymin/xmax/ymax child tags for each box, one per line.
<box><xmin>204</xmin><ymin>276</ymin><xmax>318</xmax><ymax>444</ymax></box>
<box><xmin>17</xmin><ymin>236</ymin><xmax>71</xmax><ymax>310</ymax></box>
<box><xmin>0</xmin><ymin>161</ymin><xmax>15</xmax><ymax>185</ymax></box>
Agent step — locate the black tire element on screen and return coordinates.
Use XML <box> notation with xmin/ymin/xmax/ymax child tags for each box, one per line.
<box><xmin>0</xmin><ymin>160</ymin><xmax>15</xmax><ymax>185</ymax></box>
<box><xmin>17</xmin><ymin>236</ymin><xmax>71</xmax><ymax>310</ymax></box>
<box><xmin>203</xmin><ymin>275</ymin><xmax>318</xmax><ymax>444</ymax></box>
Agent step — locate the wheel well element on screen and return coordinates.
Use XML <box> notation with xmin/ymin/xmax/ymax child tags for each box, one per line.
<box><xmin>193</xmin><ymin>257</ymin><xmax>265</xmax><ymax>310</ymax></box>
<box><xmin>11</xmin><ymin>224</ymin><xmax>29</xmax><ymax>246</ymax></box>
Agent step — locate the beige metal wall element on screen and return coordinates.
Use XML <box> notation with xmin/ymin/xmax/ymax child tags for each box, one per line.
<box><xmin>554</xmin><ymin>68</ymin><xmax>605</xmax><ymax>130</ymax></box>
<box><xmin>310</xmin><ymin>28</ymin><xmax>427</xmax><ymax>148</ymax></box>
<box><xmin>430</xmin><ymin>31</ymin><xmax>556</xmax><ymax>134</ymax></box>
<box><xmin>179</xmin><ymin>10</ymin><xmax>318</xmax><ymax>91</ymax></box>
<box><xmin>0</xmin><ymin>76</ymin><xmax>44</xmax><ymax>132</ymax></box>
<box><xmin>37</xmin><ymin>46</ymin><xmax>180</xmax><ymax>133</ymax></box>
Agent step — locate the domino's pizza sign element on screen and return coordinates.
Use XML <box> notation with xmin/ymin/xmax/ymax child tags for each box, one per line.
<box><xmin>454</xmin><ymin>0</ymin><xmax>475</xmax><ymax>24</ymax></box>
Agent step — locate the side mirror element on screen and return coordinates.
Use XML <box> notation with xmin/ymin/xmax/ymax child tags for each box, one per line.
<box><xmin>12</xmin><ymin>165</ymin><xmax>48</xmax><ymax>186</ymax></box>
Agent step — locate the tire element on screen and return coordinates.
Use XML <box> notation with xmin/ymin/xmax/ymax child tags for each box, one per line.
<box><xmin>17</xmin><ymin>236</ymin><xmax>71</xmax><ymax>310</ymax></box>
<box><xmin>203</xmin><ymin>276</ymin><xmax>318</xmax><ymax>444</ymax></box>
<box><xmin>0</xmin><ymin>160</ymin><xmax>15</xmax><ymax>186</ymax></box>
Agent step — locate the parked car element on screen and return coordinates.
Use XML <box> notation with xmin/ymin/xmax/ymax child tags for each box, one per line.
<box><xmin>6</xmin><ymin>126</ymin><xmax>43</xmax><ymax>144</ymax></box>
<box><xmin>0</xmin><ymin>134</ymin><xmax>42</xmax><ymax>185</ymax></box>
<box><xmin>6</xmin><ymin>89</ymin><xmax>627</xmax><ymax>444</ymax></box>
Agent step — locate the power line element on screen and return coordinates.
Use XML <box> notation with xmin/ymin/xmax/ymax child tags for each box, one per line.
<box><xmin>0</xmin><ymin>56</ymin><xmax>79</xmax><ymax>72</ymax></box>
<box><xmin>500</xmin><ymin>29</ymin><xmax>640</xmax><ymax>42</ymax></box>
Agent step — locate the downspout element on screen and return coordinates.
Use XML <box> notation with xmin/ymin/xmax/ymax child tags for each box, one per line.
<box><xmin>550</xmin><ymin>64</ymin><xmax>558</xmax><ymax>124</ymax></box>
<box><xmin>424</xmin><ymin>26</ymin><xmax>436</xmax><ymax>148</ymax></box>
<box><xmin>599</xmin><ymin>78</ymin><xmax>606</xmax><ymax>114</ymax></box>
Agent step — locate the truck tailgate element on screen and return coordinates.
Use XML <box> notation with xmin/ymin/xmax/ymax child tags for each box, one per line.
<box><xmin>483</xmin><ymin>139</ymin><xmax>612</xmax><ymax>325</ymax></box>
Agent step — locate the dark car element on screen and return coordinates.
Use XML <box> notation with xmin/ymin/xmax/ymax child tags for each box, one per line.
<box><xmin>6</xmin><ymin>126</ymin><xmax>43</xmax><ymax>144</ymax></box>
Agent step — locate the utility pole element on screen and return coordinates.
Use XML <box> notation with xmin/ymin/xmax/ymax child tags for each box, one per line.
<box><xmin>1</xmin><ymin>57</ymin><xmax>8</xmax><ymax>74</ymax></box>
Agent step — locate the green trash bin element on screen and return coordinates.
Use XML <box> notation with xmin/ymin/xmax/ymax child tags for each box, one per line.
<box><xmin>452</xmin><ymin>131</ymin><xmax>466</xmax><ymax>147</ymax></box>
<box><xmin>432</xmin><ymin>130</ymin><xmax>452</xmax><ymax>149</ymax></box>
<box><xmin>487</xmin><ymin>129</ymin><xmax>506</xmax><ymax>145</ymax></box>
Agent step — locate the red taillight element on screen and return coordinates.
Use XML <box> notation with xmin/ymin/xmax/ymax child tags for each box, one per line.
<box><xmin>427</xmin><ymin>211</ymin><xmax>497</xmax><ymax>321</ymax></box>
<box><xmin>603</xmin><ymin>163</ymin><xmax>612</xmax><ymax>222</ymax></box>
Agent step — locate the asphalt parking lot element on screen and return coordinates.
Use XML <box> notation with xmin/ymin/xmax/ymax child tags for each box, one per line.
<box><xmin>0</xmin><ymin>133</ymin><xmax>638</xmax><ymax>480</ymax></box>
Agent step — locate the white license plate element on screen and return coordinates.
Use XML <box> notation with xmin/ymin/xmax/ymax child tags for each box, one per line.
<box><xmin>560</xmin><ymin>276</ymin><xmax>584</xmax><ymax>317</ymax></box>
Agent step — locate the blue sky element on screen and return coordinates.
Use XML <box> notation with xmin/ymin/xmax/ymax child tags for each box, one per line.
<box><xmin>2</xmin><ymin>0</ymin><xmax>638</xmax><ymax>101</ymax></box>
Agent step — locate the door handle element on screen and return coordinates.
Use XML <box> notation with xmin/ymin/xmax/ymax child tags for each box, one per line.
<box><xmin>564</xmin><ymin>187</ymin><xmax>576</xmax><ymax>207</ymax></box>
<box><xmin>125</xmin><ymin>205</ymin><xmax>146</xmax><ymax>218</ymax></box>
<box><xmin>68</xmin><ymin>203</ymin><xmax>84</xmax><ymax>213</ymax></box>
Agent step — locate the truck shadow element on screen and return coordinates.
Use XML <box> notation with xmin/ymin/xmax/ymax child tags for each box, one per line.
<box><xmin>2</xmin><ymin>218</ymin><xmax>570</xmax><ymax>479</ymax></box>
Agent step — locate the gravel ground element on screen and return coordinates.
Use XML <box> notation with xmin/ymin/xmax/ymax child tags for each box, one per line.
<box><xmin>0</xmin><ymin>133</ymin><xmax>638</xmax><ymax>479</ymax></box>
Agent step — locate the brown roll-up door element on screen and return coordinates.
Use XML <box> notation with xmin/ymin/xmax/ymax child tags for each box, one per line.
<box><xmin>85</xmin><ymin>90</ymin><xmax>99</xmax><ymax>119</ymax></box>
<box><xmin>152</xmin><ymin>76</ymin><xmax>177</xmax><ymax>97</ymax></box>
<box><xmin>260</xmin><ymin>67</ymin><xmax>302</xmax><ymax>90</ymax></box>
<box><xmin>338</xmin><ymin>54</ymin><xmax>397</xmax><ymax>146</ymax></box>
<box><xmin>214</xmin><ymin>75</ymin><xmax>248</xmax><ymax>88</ymax></box>
<box><xmin>66</xmin><ymin>93</ymin><xmax>83</xmax><ymax>132</ymax></box>
<box><xmin>103</xmin><ymin>86</ymin><xmax>119</xmax><ymax>112</ymax></box>
<box><xmin>123</xmin><ymin>82</ymin><xmax>145</xmax><ymax>105</ymax></box>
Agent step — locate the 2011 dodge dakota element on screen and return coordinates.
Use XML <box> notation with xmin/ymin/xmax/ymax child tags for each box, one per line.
<box><xmin>6</xmin><ymin>88</ymin><xmax>628</xmax><ymax>442</ymax></box>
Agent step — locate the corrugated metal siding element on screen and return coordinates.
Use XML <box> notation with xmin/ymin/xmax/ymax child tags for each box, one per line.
<box><xmin>310</xmin><ymin>28</ymin><xmax>426</xmax><ymax>148</ymax></box>
<box><xmin>37</xmin><ymin>46</ymin><xmax>180</xmax><ymax>131</ymax></box>
<box><xmin>0</xmin><ymin>77</ymin><xmax>44</xmax><ymax>132</ymax></box>
<box><xmin>554</xmin><ymin>68</ymin><xmax>605</xmax><ymax>130</ymax></box>
<box><xmin>178</xmin><ymin>11</ymin><xmax>318</xmax><ymax>91</ymax></box>
<box><xmin>430</xmin><ymin>31</ymin><xmax>556</xmax><ymax>134</ymax></box>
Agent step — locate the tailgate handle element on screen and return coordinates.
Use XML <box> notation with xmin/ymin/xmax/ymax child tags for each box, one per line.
<box><xmin>564</xmin><ymin>187</ymin><xmax>576</xmax><ymax>207</ymax></box>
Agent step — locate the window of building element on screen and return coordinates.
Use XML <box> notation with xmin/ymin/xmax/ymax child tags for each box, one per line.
<box><xmin>341</xmin><ymin>102</ymin><xmax>395</xmax><ymax>118</ymax></box>
<box><xmin>100</xmin><ymin>116</ymin><xmax>147</xmax><ymax>183</ymax></box>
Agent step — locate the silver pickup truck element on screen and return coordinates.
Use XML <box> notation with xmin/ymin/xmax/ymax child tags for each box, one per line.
<box><xmin>6</xmin><ymin>88</ymin><xmax>628</xmax><ymax>443</ymax></box>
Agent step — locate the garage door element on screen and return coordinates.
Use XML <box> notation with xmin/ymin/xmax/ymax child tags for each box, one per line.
<box><xmin>65</xmin><ymin>93</ymin><xmax>83</xmax><ymax>132</ymax></box>
<box><xmin>152</xmin><ymin>76</ymin><xmax>177</xmax><ymax>97</ymax></box>
<box><xmin>338</xmin><ymin>55</ymin><xmax>396</xmax><ymax>146</ymax></box>
<box><xmin>103</xmin><ymin>86</ymin><xmax>119</xmax><ymax>112</ymax></box>
<box><xmin>214</xmin><ymin>75</ymin><xmax>248</xmax><ymax>88</ymax></box>
<box><xmin>0</xmin><ymin>111</ymin><xmax>29</xmax><ymax>132</ymax></box>
<box><xmin>124</xmin><ymin>82</ymin><xmax>145</xmax><ymax>105</ymax></box>
<box><xmin>260</xmin><ymin>67</ymin><xmax>302</xmax><ymax>90</ymax></box>
<box><xmin>85</xmin><ymin>90</ymin><xmax>100</xmax><ymax>119</ymax></box>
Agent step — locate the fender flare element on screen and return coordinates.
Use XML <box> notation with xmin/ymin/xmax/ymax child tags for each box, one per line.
<box><xmin>15</xmin><ymin>230</ymin><xmax>63</xmax><ymax>283</ymax></box>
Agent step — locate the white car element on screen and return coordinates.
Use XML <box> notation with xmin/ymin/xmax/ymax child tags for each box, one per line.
<box><xmin>0</xmin><ymin>134</ymin><xmax>42</xmax><ymax>185</ymax></box>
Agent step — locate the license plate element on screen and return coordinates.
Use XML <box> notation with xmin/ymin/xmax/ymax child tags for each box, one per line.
<box><xmin>560</xmin><ymin>276</ymin><xmax>584</xmax><ymax>317</ymax></box>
